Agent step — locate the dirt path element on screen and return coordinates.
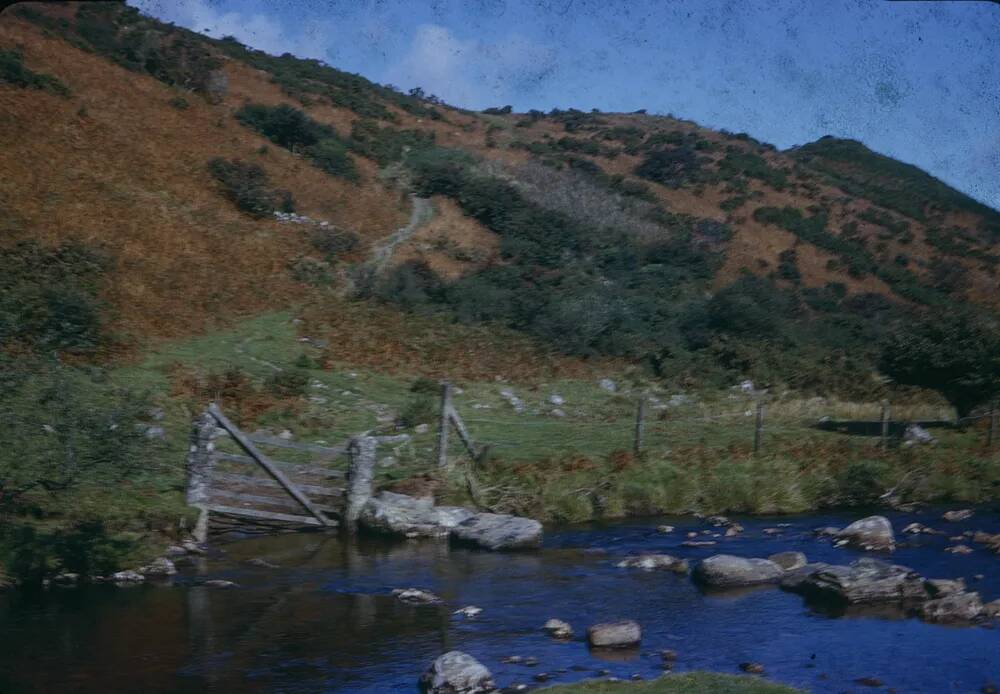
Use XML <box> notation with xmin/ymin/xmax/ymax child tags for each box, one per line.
<box><xmin>367</xmin><ymin>195</ymin><xmax>433</xmax><ymax>276</ymax></box>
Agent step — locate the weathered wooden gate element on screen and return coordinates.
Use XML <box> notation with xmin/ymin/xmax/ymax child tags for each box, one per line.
<box><xmin>185</xmin><ymin>404</ymin><xmax>405</xmax><ymax>540</ymax></box>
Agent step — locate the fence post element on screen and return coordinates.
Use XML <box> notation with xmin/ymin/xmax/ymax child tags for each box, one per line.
<box><xmin>633</xmin><ymin>398</ymin><xmax>646</xmax><ymax>457</ymax></box>
<box><xmin>989</xmin><ymin>402</ymin><xmax>998</xmax><ymax>450</ymax></box>
<box><xmin>437</xmin><ymin>382</ymin><xmax>452</xmax><ymax>469</ymax></box>
<box><xmin>880</xmin><ymin>400</ymin><xmax>891</xmax><ymax>450</ymax></box>
<box><xmin>345</xmin><ymin>436</ymin><xmax>377</xmax><ymax>533</ymax></box>
<box><xmin>185</xmin><ymin>408</ymin><xmax>217</xmax><ymax>543</ymax></box>
<box><xmin>753</xmin><ymin>400</ymin><xmax>765</xmax><ymax>454</ymax></box>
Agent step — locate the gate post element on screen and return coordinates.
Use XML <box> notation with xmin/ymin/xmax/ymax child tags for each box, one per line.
<box><xmin>186</xmin><ymin>409</ymin><xmax>217</xmax><ymax>542</ymax></box>
<box><xmin>344</xmin><ymin>435</ymin><xmax>378</xmax><ymax>533</ymax></box>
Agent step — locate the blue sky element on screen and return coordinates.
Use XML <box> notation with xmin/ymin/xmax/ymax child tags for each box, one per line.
<box><xmin>132</xmin><ymin>0</ymin><xmax>1000</xmax><ymax>211</ymax></box>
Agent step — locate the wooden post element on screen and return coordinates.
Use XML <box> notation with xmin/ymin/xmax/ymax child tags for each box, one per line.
<box><xmin>437</xmin><ymin>382</ymin><xmax>452</xmax><ymax>469</ymax></box>
<box><xmin>753</xmin><ymin>400</ymin><xmax>765</xmax><ymax>454</ymax></box>
<box><xmin>448</xmin><ymin>406</ymin><xmax>478</xmax><ymax>460</ymax></box>
<box><xmin>344</xmin><ymin>436</ymin><xmax>377</xmax><ymax>533</ymax></box>
<box><xmin>633</xmin><ymin>398</ymin><xmax>646</xmax><ymax>457</ymax></box>
<box><xmin>880</xmin><ymin>400</ymin><xmax>891</xmax><ymax>450</ymax></box>
<box><xmin>989</xmin><ymin>402</ymin><xmax>998</xmax><ymax>450</ymax></box>
<box><xmin>185</xmin><ymin>409</ymin><xmax>218</xmax><ymax>543</ymax></box>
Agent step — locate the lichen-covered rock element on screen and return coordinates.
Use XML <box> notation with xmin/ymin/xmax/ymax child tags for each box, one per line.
<box><xmin>787</xmin><ymin>558</ymin><xmax>924</xmax><ymax>604</ymax></box>
<box><xmin>768</xmin><ymin>551</ymin><xmax>807</xmax><ymax>571</ymax></box>
<box><xmin>450</xmin><ymin>513</ymin><xmax>542</xmax><ymax>550</ymax></box>
<box><xmin>918</xmin><ymin>591</ymin><xmax>983</xmax><ymax>623</ymax></box>
<box><xmin>138</xmin><ymin>557</ymin><xmax>177</xmax><ymax>577</ymax></box>
<box><xmin>835</xmin><ymin>516</ymin><xmax>895</xmax><ymax>551</ymax></box>
<box><xmin>779</xmin><ymin>563</ymin><xmax>832</xmax><ymax>591</ymax></box>
<box><xmin>587</xmin><ymin>620</ymin><xmax>641</xmax><ymax>648</ymax></box>
<box><xmin>359</xmin><ymin>492</ymin><xmax>475</xmax><ymax>538</ymax></box>
<box><xmin>942</xmin><ymin>509</ymin><xmax>973</xmax><ymax>522</ymax></box>
<box><xmin>924</xmin><ymin>578</ymin><xmax>966</xmax><ymax>598</ymax></box>
<box><xmin>616</xmin><ymin>554</ymin><xmax>689</xmax><ymax>573</ymax></box>
<box><xmin>692</xmin><ymin>555</ymin><xmax>784</xmax><ymax>588</ymax></box>
<box><xmin>419</xmin><ymin>651</ymin><xmax>495</xmax><ymax>694</ymax></box>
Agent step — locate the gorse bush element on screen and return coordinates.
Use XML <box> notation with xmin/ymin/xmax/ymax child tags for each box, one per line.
<box><xmin>235</xmin><ymin>103</ymin><xmax>359</xmax><ymax>181</ymax></box>
<box><xmin>207</xmin><ymin>158</ymin><xmax>295</xmax><ymax>218</ymax></box>
<box><xmin>0</xmin><ymin>49</ymin><xmax>71</xmax><ymax>96</ymax></box>
<box><xmin>0</xmin><ymin>240</ymin><xmax>109</xmax><ymax>354</ymax></box>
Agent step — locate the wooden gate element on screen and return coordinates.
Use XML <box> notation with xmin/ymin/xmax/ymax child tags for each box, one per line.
<box><xmin>187</xmin><ymin>404</ymin><xmax>350</xmax><ymax>538</ymax></box>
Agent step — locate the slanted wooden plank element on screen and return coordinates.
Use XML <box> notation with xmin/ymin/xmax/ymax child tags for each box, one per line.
<box><xmin>448</xmin><ymin>405</ymin><xmax>478</xmax><ymax>459</ymax></box>
<box><xmin>206</xmin><ymin>504</ymin><xmax>325</xmax><ymax>526</ymax></box>
<box><xmin>213</xmin><ymin>452</ymin><xmax>344</xmax><ymax>479</ymax></box>
<box><xmin>208</xmin><ymin>404</ymin><xmax>334</xmax><ymax>527</ymax></box>
<box><xmin>209</xmin><ymin>488</ymin><xmax>340</xmax><ymax>514</ymax></box>
<box><xmin>212</xmin><ymin>472</ymin><xmax>343</xmax><ymax>498</ymax></box>
<box><xmin>245</xmin><ymin>434</ymin><xmax>346</xmax><ymax>457</ymax></box>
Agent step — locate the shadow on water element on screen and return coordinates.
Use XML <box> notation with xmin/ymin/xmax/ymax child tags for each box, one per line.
<box><xmin>2</xmin><ymin>507</ymin><xmax>1000</xmax><ymax>692</ymax></box>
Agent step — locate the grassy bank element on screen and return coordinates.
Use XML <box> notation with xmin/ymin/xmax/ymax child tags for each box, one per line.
<box><xmin>540</xmin><ymin>672</ymin><xmax>801</xmax><ymax>693</ymax></box>
<box><xmin>3</xmin><ymin>308</ymin><xmax>997</xmax><ymax>583</ymax></box>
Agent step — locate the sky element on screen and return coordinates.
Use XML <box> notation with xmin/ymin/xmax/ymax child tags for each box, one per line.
<box><xmin>131</xmin><ymin>0</ymin><xmax>1000</xmax><ymax>211</ymax></box>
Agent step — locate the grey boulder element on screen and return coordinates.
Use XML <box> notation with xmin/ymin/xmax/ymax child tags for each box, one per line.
<box><xmin>835</xmin><ymin>516</ymin><xmax>895</xmax><ymax>551</ymax></box>
<box><xmin>587</xmin><ymin>620</ymin><xmax>641</xmax><ymax>648</ymax></box>
<box><xmin>359</xmin><ymin>492</ymin><xmax>474</xmax><ymax>538</ymax></box>
<box><xmin>693</xmin><ymin>555</ymin><xmax>784</xmax><ymax>588</ymax></box>
<box><xmin>768</xmin><ymin>551</ymin><xmax>807</xmax><ymax>571</ymax></box>
<box><xmin>918</xmin><ymin>591</ymin><xmax>984</xmax><ymax>623</ymax></box>
<box><xmin>786</xmin><ymin>558</ymin><xmax>924</xmax><ymax>604</ymax></box>
<box><xmin>419</xmin><ymin>651</ymin><xmax>496</xmax><ymax>694</ymax></box>
<box><xmin>450</xmin><ymin>513</ymin><xmax>542</xmax><ymax>550</ymax></box>
<box><xmin>616</xmin><ymin>554</ymin><xmax>689</xmax><ymax>573</ymax></box>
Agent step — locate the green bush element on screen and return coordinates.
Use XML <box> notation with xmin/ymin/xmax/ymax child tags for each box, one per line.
<box><xmin>399</xmin><ymin>393</ymin><xmax>437</xmax><ymax>427</ymax></box>
<box><xmin>207</xmin><ymin>158</ymin><xmax>294</xmax><ymax>218</ymax></box>
<box><xmin>264</xmin><ymin>369</ymin><xmax>309</xmax><ymax>397</ymax></box>
<box><xmin>0</xmin><ymin>49</ymin><xmax>70</xmax><ymax>96</ymax></box>
<box><xmin>310</xmin><ymin>226</ymin><xmax>359</xmax><ymax>258</ymax></box>
<box><xmin>634</xmin><ymin>146</ymin><xmax>704</xmax><ymax>188</ymax></box>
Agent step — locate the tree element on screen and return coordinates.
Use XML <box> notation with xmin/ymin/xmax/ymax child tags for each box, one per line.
<box><xmin>879</xmin><ymin>312</ymin><xmax>1000</xmax><ymax>419</ymax></box>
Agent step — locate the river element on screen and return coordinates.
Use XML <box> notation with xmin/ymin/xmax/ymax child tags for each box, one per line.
<box><xmin>1</xmin><ymin>507</ymin><xmax>998</xmax><ymax>693</ymax></box>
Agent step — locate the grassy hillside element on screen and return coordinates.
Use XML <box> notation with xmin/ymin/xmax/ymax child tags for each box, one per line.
<box><xmin>1</xmin><ymin>2</ymin><xmax>999</xmax><ymax>582</ymax></box>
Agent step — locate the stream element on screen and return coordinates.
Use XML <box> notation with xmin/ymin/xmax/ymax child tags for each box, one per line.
<box><xmin>2</xmin><ymin>507</ymin><xmax>999</xmax><ymax>693</ymax></box>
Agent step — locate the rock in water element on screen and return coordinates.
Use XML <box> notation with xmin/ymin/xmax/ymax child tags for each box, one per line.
<box><xmin>111</xmin><ymin>570</ymin><xmax>145</xmax><ymax>584</ymax></box>
<box><xmin>419</xmin><ymin>651</ymin><xmax>495</xmax><ymax>694</ymax></box>
<box><xmin>359</xmin><ymin>492</ymin><xmax>475</xmax><ymax>538</ymax></box>
<box><xmin>768</xmin><ymin>551</ymin><xmax>808</xmax><ymax>571</ymax></box>
<box><xmin>692</xmin><ymin>555</ymin><xmax>784</xmax><ymax>588</ymax></box>
<box><xmin>787</xmin><ymin>558</ymin><xmax>925</xmax><ymax>604</ymax></box>
<box><xmin>450</xmin><ymin>513</ymin><xmax>542</xmax><ymax>550</ymax></box>
<box><xmin>587</xmin><ymin>620</ymin><xmax>641</xmax><ymax>648</ymax></box>
<box><xmin>615</xmin><ymin>554</ymin><xmax>689</xmax><ymax>573</ymax></box>
<box><xmin>924</xmin><ymin>578</ymin><xmax>966</xmax><ymax>598</ymax></box>
<box><xmin>942</xmin><ymin>509</ymin><xmax>974</xmax><ymax>522</ymax></box>
<box><xmin>835</xmin><ymin>516</ymin><xmax>895</xmax><ymax>551</ymax></box>
<box><xmin>137</xmin><ymin>557</ymin><xmax>177</xmax><ymax>577</ymax></box>
<box><xmin>393</xmin><ymin>588</ymin><xmax>442</xmax><ymax>605</ymax></box>
<box><xmin>543</xmin><ymin>618</ymin><xmax>573</xmax><ymax>639</ymax></box>
<box><xmin>918</xmin><ymin>591</ymin><xmax>984</xmax><ymax>623</ymax></box>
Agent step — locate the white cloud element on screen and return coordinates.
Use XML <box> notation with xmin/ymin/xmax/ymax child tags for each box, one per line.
<box><xmin>384</xmin><ymin>23</ymin><xmax>556</xmax><ymax>109</ymax></box>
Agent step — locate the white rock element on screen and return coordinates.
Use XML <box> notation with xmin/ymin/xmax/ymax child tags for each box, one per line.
<box><xmin>599</xmin><ymin>378</ymin><xmax>617</xmax><ymax>393</ymax></box>
<box><xmin>549</xmin><ymin>394</ymin><xmax>565</xmax><ymax>405</ymax></box>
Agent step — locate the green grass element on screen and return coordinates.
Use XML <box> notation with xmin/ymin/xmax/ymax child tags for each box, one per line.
<box><xmin>540</xmin><ymin>672</ymin><xmax>801</xmax><ymax>693</ymax></box>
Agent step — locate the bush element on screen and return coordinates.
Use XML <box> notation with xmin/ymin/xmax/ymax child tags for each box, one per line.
<box><xmin>305</xmin><ymin>138</ymin><xmax>358</xmax><ymax>181</ymax></box>
<box><xmin>399</xmin><ymin>393</ymin><xmax>436</xmax><ymax>427</ymax></box>
<box><xmin>0</xmin><ymin>49</ymin><xmax>70</xmax><ymax>96</ymax></box>
<box><xmin>264</xmin><ymin>369</ymin><xmax>309</xmax><ymax>397</ymax></box>
<box><xmin>0</xmin><ymin>240</ymin><xmax>109</xmax><ymax>353</ymax></box>
<box><xmin>634</xmin><ymin>146</ymin><xmax>704</xmax><ymax>188</ymax></box>
<box><xmin>207</xmin><ymin>158</ymin><xmax>294</xmax><ymax>218</ymax></box>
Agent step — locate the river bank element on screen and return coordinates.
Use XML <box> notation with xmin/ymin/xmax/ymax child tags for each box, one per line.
<box><xmin>2</xmin><ymin>506</ymin><xmax>998</xmax><ymax>692</ymax></box>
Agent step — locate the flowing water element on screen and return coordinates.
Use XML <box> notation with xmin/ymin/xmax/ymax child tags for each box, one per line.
<box><xmin>2</xmin><ymin>507</ymin><xmax>999</xmax><ymax>693</ymax></box>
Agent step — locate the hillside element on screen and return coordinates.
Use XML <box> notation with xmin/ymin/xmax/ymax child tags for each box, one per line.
<box><xmin>1</xmin><ymin>0</ymin><xmax>998</xmax><ymax>391</ymax></box>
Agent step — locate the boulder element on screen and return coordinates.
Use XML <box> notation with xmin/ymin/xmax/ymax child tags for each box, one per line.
<box><xmin>138</xmin><ymin>557</ymin><xmax>177</xmax><ymax>577</ymax></box>
<box><xmin>393</xmin><ymin>588</ymin><xmax>442</xmax><ymax>605</ymax></box>
<box><xmin>768</xmin><ymin>551</ymin><xmax>808</xmax><ymax>571</ymax></box>
<box><xmin>111</xmin><ymin>570</ymin><xmax>145</xmax><ymax>584</ymax></box>
<box><xmin>787</xmin><ymin>558</ymin><xmax>925</xmax><ymax>604</ymax></box>
<box><xmin>925</xmin><ymin>578</ymin><xmax>966</xmax><ymax>598</ymax></box>
<box><xmin>942</xmin><ymin>509</ymin><xmax>974</xmax><ymax>522</ymax></box>
<box><xmin>656</xmin><ymin>525</ymin><xmax>675</xmax><ymax>534</ymax></box>
<box><xmin>973</xmin><ymin>531</ymin><xmax>1000</xmax><ymax>550</ymax></box>
<box><xmin>450</xmin><ymin>513</ymin><xmax>542</xmax><ymax>551</ymax></box>
<box><xmin>903</xmin><ymin>424</ymin><xmax>935</xmax><ymax>446</ymax></box>
<box><xmin>359</xmin><ymin>492</ymin><xmax>475</xmax><ymax>539</ymax></box>
<box><xmin>945</xmin><ymin>544</ymin><xmax>974</xmax><ymax>555</ymax></box>
<box><xmin>419</xmin><ymin>651</ymin><xmax>495</xmax><ymax>694</ymax></box>
<box><xmin>454</xmin><ymin>606</ymin><xmax>482</xmax><ymax>618</ymax></box>
<box><xmin>587</xmin><ymin>620</ymin><xmax>641</xmax><ymax>648</ymax></box>
<box><xmin>692</xmin><ymin>555</ymin><xmax>784</xmax><ymax>588</ymax></box>
<box><xmin>201</xmin><ymin>579</ymin><xmax>238</xmax><ymax>588</ymax></box>
<box><xmin>918</xmin><ymin>591</ymin><xmax>984</xmax><ymax>623</ymax></box>
<box><xmin>835</xmin><ymin>516</ymin><xmax>895</xmax><ymax>551</ymax></box>
<box><xmin>813</xmin><ymin>526</ymin><xmax>841</xmax><ymax>538</ymax></box>
<box><xmin>616</xmin><ymin>554</ymin><xmax>689</xmax><ymax>573</ymax></box>
<box><xmin>543</xmin><ymin>618</ymin><xmax>573</xmax><ymax>639</ymax></box>
<box><xmin>982</xmin><ymin>600</ymin><xmax>1000</xmax><ymax>618</ymax></box>
<box><xmin>902</xmin><ymin>522</ymin><xmax>940</xmax><ymax>535</ymax></box>
<box><xmin>779</xmin><ymin>563</ymin><xmax>832</xmax><ymax>591</ymax></box>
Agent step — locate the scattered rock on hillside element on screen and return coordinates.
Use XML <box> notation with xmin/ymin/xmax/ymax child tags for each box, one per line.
<box><xmin>419</xmin><ymin>651</ymin><xmax>495</xmax><ymax>694</ymax></box>
<box><xmin>587</xmin><ymin>620</ymin><xmax>641</xmax><ymax>648</ymax></box>
<box><xmin>903</xmin><ymin>424</ymin><xmax>935</xmax><ymax>446</ymax></box>
<box><xmin>943</xmin><ymin>509</ymin><xmax>974</xmax><ymax>522</ymax></box>
<box><xmin>548</xmin><ymin>394</ymin><xmax>564</xmax><ymax>405</ymax></box>
<box><xmin>692</xmin><ymin>555</ymin><xmax>784</xmax><ymax>588</ymax></box>
<box><xmin>598</xmin><ymin>378</ymin><xmax>617</xmax><ymax>393</ymax></box>
<box><xmin>835</xmin><ymin>516</ymin><xmax>895</xmax><ymax>551</ymax></box>
<box><xmin>616</xmin><ymin>554</ymin><xmax>689</xmax><ymax>573</ymax></box>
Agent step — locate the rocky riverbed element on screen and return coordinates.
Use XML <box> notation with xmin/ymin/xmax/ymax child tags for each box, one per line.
<box><xmin>1</xmin><ymin>506</ymin><xmax>999</xmax><ymax>692</ymax></box>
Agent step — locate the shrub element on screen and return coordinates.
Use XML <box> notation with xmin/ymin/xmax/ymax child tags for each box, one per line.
<box><xmin>399</xmin><ymin>393</ymin><xmax>437</xmax><ymax>427</ymax></box>
<box><xmin>264</xmin><ymin>369</ymin><xmax>309</xmax><ymax>397</ymax></box>
<box><xmin>207</xmin><ymin>158</ymin><xmax>294</xmax><ymax>218</ymax></box>
<box><xmin>168</xmin><ymin>95</ymin><xmax>189</xmax><ymax>110</ymax></box>
<box><xmin>305</xmin><ymin>138</ymin><xmax>358</xmax><ymax>181</ymax></box>
<box><xmin>634</xmin><ymin>146</ymin><xmax>704</xmax><ymax>188</ymax></box>
<box><xmin>0</xmin><ymin>49</ymin><xmax>71</xmax><ymax>96</ymax></box>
